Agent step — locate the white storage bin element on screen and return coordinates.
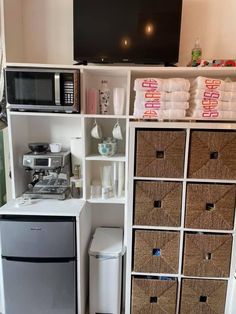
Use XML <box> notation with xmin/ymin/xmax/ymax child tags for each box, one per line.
<box><xmin>89</xmin><ymin>227</ymin><xmax>124</xmax><ymax>314</ymax></box>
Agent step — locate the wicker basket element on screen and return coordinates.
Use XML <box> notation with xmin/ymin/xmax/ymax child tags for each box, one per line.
<box><xmin>132</xmin><ymin>277</ymin><xmax>177</xmax><ymax>314</ymax></box>
<box><xmin>188</xmin><ymin>130</ymin><xmax>236</xmax><ymax>179</ymax></box>
<box><xmin>183</xmin><ymin>233</ymin><xmax>232</xmax><ymax>277</ymax></box>
<box><xmin>134</xmin><ymin>181</ymin><xmax>182</xmax><ymax>227</ymax></box>
<box><xmin>185</xmin><ymin>183</ymin><xmax>236</xmax><ymax>230</ymax></box>
<box><xmin>180</xmin><ymin>279</ymin><xmax>227</xmax><ymax>314</ymax></box>
<box><xmin>135</xmin><ymin>129</ymin><xmax>186</xmax><ymax>178</ymax></box>
<box><xmin>133</xmin><ymin>230</ymin><xmax>180</xmax><ymax>274</ymax></box>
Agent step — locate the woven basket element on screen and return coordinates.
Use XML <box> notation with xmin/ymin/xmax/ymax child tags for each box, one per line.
<box><xmin>183</xmin><ymin>233</ymin><xmax>232</xmax><ymax>277</ymax></box>
<box><xmin>185</xmin><ymin>183</ymin><xmax>236</xmax><ymax>230</ymax></box>
<box><xmin>133</xmin><ymin>230</ymin><xmax>180</xmax><ymax>274</ymax></box>
<box><xmin>180</xmin><ymin>279</ymin><xmax>227</xmax><ymax>314</ymax></box>
<box><xmin>134</xmin><ymin>181</ymin><xmax>182</xmax><ymax>227</ymax></box>
<box><xmin>132</xmin><ymin>277</ymin><xmax>177</xmax><ymax>314</ymax></box>
<box><xmin>188</xmin><ymin>130</ymin><xmax>236</xmax><ymax>179</ymax></box>
<box><xmin>135</xmin><ymin>129</ymin><xmax>186</xmax><ymax>178</ymax></box>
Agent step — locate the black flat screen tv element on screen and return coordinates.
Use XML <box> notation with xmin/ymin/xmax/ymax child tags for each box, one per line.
<box><xmin>73</xmin><ymin>0</ymin><xmax>183</xmax><ymax>64</ymax></box>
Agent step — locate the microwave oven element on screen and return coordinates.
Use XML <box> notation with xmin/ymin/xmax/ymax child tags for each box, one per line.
<box><xmin>5</xmin><ymin>67</ymin><xmax>80</xmax><ymax>113</ymax></box>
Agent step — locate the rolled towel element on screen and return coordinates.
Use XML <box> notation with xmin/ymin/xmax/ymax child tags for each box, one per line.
<box><xmin>192</xmin><ymin>76</ymin><xmax>236</xmax><ymax>92</ymax></box>
<box><xmin>135</xmin><ymin>90</ymin><xmax>190</xmax><ymax>102</ymax></box>
<box><xmin>134</xmin><ymin>100</ymin><xmax>189</xmax><ymax>110</ymax></box>
<box><xmin>133</xmin><ymin>108</ymin><xmax>186</xmax><ymax>119</ymax></box>
<box><xmin>189</xmin><ymin>109</ymin><xmax>236</xmax><ymax>119</ymax></box>
<box><xmin>190</xmin><ymin>88</ymin><xmax>236</xmax><ymax>101</ymax></box>
<box><xmin>190</xmin><ymin>99</ymin><xmax>236</xmax><ymax>111</ymax></box>
<box><xmin>134</xmin><ymin>78</ymin><xmax>190</xmax><ymax>92</ymax></box>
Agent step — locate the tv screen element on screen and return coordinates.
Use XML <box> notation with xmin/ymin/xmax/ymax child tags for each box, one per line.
<box><xmin>74</xmin><ymin>0</ymin><xmax>183</xmax><ymax>64</ymax></box>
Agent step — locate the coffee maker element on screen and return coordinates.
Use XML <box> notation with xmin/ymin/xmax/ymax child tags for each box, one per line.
<box><xmin>22</xmin><ymin>143</ymin><xmax>71</xmax><ymax>200</ymax></box>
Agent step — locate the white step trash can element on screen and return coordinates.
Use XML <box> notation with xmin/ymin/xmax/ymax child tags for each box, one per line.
<box><xmin>89</xmin><ymin>227</ymin><xmax>124</xmax><ymax>314</ymax></box>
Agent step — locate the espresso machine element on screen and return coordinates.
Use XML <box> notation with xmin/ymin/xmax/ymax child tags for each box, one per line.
<box><xmin>22</xmin><ymin>143</ymin><xmax>71</xmax><ymax>200</ymax></box>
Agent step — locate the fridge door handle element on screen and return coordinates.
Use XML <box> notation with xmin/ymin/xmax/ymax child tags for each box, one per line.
<box><xmin>2</xmin><ymin>256</ymin><xmax>75</xmax><ymax>263</ymax></box>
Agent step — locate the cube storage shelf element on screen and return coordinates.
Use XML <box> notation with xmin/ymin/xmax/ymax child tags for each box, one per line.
<box><xmin>127</xmin><ymin>121</ymin><xmax>236</xmax><ymax>314</ymax></box>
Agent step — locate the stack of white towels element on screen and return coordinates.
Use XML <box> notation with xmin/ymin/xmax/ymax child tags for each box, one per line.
<box><xmin>133</xmin><ymin>78</ymin><xmax>190</xmax><ymax>119</ymax></box>
<box><xmin>188</xmin><ymin>76</ymin><xmax>236</xmax><ymax>119</ymax></box>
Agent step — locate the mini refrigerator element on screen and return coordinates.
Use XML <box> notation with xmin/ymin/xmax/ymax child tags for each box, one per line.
<box><xmin>89</xmin><ymin>227</ymin><xmax>124</xmax><ymax>314</ymax></box>
<box><xmin>0</xmin><ymin>215</ymin><xmax>77</xmax><ymax>314</ymax></box>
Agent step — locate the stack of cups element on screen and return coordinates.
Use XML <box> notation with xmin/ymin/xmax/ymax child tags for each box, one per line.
<box><xmin>113</xmin><ymin>88</ymin><xmax>125</xmax><ymax>115</ymax></box>
<box><xmin>86</xmin><ymin>88</ymin><xmax>98</xmax><ymax>114</ymax></box>
<box><xmin>101</xmin><ymin>165</ymin><xmax>112</xmax><ymax>199</ymax></box>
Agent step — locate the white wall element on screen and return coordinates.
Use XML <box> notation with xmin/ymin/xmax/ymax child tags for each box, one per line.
<box><xmin>179</xmin><ymin>0</ymin><xmax>236</xmax><ymax>65</ymax></box>
<box><xmin>2</xmin><ymin>0</ymin><xmax>236</xmax><ymax>65</ymax></box>
<box><xmin>2</xmin><ymin>0</ymin><xmax>24</xmax><ymax>63</ymax></box>
<box><xmin>2</xmin><ymin>0</ymin><xmax>73</xmax><ymax>64</ymax></box>
<box><xmin>23</xmin><ymin>0</ymin><xmax>73</xmax><ymax>64</ymax></box>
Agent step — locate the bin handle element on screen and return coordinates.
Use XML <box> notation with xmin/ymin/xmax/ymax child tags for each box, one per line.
<box><xmin>92</xmin><ymin>246</ymin><xmax>126</xmax><ymax>259</ymax></box>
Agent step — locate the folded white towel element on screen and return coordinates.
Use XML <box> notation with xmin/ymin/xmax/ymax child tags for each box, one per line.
<box><xmin>188</xmin><ymin>109</ymin><xmax>236</xmax><ymax>119</ymax></box>
<box><xmin>190</xmin><ymin>88</ymin><xmax>236</xmax><ymax>101</ymax></box>
<box><xmin>135</xmin><ymin>90</ymin><xmax>190</xmax><ymax>102</ymax></box>
<box><xmin>134</xmin><ymin>100</ymin><xmax>189</xmax><ymax>110</ymax></box>
<box><xmin>190</xmin><ymin>99</ymin><xmax>236</xmax><ymax>111</ymax></box>
<box><xmin>192</xmin><ymin>76</ymin><xmax>236</xmax><ymax>92</ymax></box>
<box><xmin>134</xmin><ymin>78</ymin><xmax>190</xmax><ymax>92</ymax></box>
<box><xmin>133</xmin><ymin>108</ymin><xmax>186</xmax><ymax>119</ymax></box>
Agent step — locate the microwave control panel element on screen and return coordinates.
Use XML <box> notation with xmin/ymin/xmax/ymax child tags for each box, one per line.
<box><xmin>64</xmin><ymin>81</ymin><xmax>74</xmax><ymax>105</ymax></box>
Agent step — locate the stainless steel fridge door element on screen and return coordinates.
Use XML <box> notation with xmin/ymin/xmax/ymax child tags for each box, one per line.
<box><xmin>0</xmin><ymin>219</ymin><xmax>75</xmax><ymax>258</ymax></box>
<box><xmin>2</xmin><ymin>258</ymin><xmax>76</xmax><ymax>314</ymax></box>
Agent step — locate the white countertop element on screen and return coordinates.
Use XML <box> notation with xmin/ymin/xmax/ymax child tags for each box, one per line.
<box><xmin>0</xmin><ymin>198</ymin><xmax>86</xmax><ymax>216</ymax></box>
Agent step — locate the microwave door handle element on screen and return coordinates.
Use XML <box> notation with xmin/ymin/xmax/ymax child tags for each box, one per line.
<box><xmin>54</xmin><ymin>73</ymin><xmax>61</xmax><ymax>105</ymax></box>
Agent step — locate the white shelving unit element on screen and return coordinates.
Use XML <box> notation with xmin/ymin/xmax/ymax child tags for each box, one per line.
<box><xmin>2</xmin><ymin>62</ymin><xmax>236</xmax><ymax>314</ymax></box>
<box><xmin>126</xmin><ymin>121</ymin><xmax>236</xmax><ymax>314</ymax></box>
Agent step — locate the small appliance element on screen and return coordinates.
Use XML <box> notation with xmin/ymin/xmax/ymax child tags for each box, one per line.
<box><xmin>0</xmin><ymin>215</ymin><xmax>77</xmax><ymax>314</ymax></box>
<box><xmin>5</xmin><ymin>67</ymin><xmax>80</xmax><ymax>113</ymax></box>
<box><xmin>23</xmin><ymin>145</ymin><xmax>71</xmax><ymax>200</ymax></box>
